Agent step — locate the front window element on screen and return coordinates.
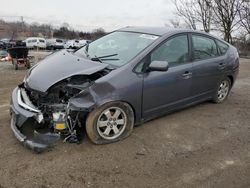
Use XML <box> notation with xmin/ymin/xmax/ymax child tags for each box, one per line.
<box><xmin>75</xmin><ymin>31</ymin><xmax>159</xmax><ymax>67</ymax></box>
<box><xmin>151</xmin><ymin>35</ymin><xmax>189</xmax><ymax>67</ymax></box>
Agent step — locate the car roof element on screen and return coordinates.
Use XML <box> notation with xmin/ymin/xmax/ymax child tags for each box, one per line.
<box><xmin>117</xmin><ymin>26</ymin><xmax>222</xmax><ymax>39</ymax></box>
<box><xmin>117</xmin><ymin>26</ymin><xmax>230</xmax><ymax>45</ymax></box>
<box><xmin>117</xmin><ymin>26</ymin><xmax>192</xmax><ymax>36</ymax></box>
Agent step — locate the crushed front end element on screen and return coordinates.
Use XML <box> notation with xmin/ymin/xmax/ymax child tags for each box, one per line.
<box><xmin>10</xmin><ymin>72</ymin><xmax>108</xmax><ymax>153</ymax></box>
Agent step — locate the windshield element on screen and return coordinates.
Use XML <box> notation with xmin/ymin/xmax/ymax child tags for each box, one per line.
<box><xmin>75</xmin><ymin>31</ymin><xmax>159</xmax><ymax>67</ymax></box>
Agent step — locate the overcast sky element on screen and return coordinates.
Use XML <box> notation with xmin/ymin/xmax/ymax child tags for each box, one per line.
<box><xmin>0</xmin><ymin>0</ymin><xmax>176</xmax><ymax>31</ymax></box>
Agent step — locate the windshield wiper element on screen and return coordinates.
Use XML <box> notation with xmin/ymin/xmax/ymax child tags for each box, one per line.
<box><xmin>98</xmin><ymin>58</ymin><xmax>120</xmax><ymax>61</ymax></box>
<box><xmin>92</xmin><ymin>55</ymin><xmax>104</xmax><ymax>63</ymax></box>
<box><xmin>95</xmin><ymin>53</ymin><xmax>118</xmax><ymax>59</ymax></box>
<box><xmin>91</xmin><ymin>53</ymin><xmax>119</xmax><ymax>62</ymax></box>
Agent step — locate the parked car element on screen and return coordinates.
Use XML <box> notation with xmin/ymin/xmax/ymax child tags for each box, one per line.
<box><xmin>25</xmin><ymin>37</ymin><xmax>46</xmax><ymax>49</ymax></box>
<box><xmin>14</xmin><ymin>40</ymin><xmax>26</xmax><ymax>47</ymax></box>
<box><xmin>0</xmin><ymin>38</ymin><xmax>10</xmax><ymax>44</ymax></box>
<box><xmin>46</xmin><ymin>38</ymin><xmax>64</xmax><ymax>50</ymax></box>
<box><xmin>0</xmin><ymin>41</ymin><xmax>5</xmax><ymax>49</ymax></box>
<box><xmin>10</xmin><ymin>27</ymin><xmax>239</xmax><ymax>152</ymax></box>
<box><xmin>0</xmin><ymin>38</ymin><xmax>14</xmax><ymax>49</ymax></box>
<box><xmin>64</xmin><ymin>39</ymin><xmax>80</xmax><ymax>49</ymax></box>
<box><xmin>79</xmin><ymin>39</ymin><xmax>92</xmax><ymax>47</ymax></box>
<box><xmin>0</xmin><ymin>50</ymin><xmax>8</xmax><ymax>58</ymax></box>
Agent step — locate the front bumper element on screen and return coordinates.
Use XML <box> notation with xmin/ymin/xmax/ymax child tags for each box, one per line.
<box><xmin>10</xmin><ymin>87</ymin><xmax>59</xmax><ymax>153</ymax></box>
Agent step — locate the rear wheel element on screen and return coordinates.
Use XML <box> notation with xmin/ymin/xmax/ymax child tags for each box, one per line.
<box><xmin>86</xmin><ymin>102</ymin><xmax>134</xmax><ymax>144</ymax></box>
<box><xmin>212</xmin><ymin>77</ymin><xmax>231</xmax><ymax>103</ymax></box>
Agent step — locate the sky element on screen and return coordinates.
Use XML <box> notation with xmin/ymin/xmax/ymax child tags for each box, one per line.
<box><xmin>0</xmin><ymin>0</ymin><xmax>176</xmax><ymax>32</ymax></box>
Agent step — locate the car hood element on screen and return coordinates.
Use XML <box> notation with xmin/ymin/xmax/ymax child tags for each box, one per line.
<box><xmin>25</xmin><ymin>50</ymin><xmax>108</xmax><ymax>92</ymax></box>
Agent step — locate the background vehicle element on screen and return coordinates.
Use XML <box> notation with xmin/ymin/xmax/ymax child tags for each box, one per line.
<box><xmin>25</xmin><ymin>37</ymin><xmax>46</xmax><ymax>49</ymax></box>
<box><xmin>79</xmin><ymin>39</ymin><xmax>92</xmax><ymax>47</ymax></box>
<box><xmin>46</xmin><ymin>38</ymin><xmax>64</xmax><ymax>50</ymax></box>
<box><xmin>0</xmin><ymin>50</ymin><xmax>8</xmax><ymax>58</ymax></box>
<box><xmin>0</xmin><ymin>41</ymin><xmax>5</xmax><ymax>49</ymax></box>
<box><xmin>0</xmin><ymin>38</ymin><xmax>14</xmax><ymax>49</ymax></box>
<box><xmin>64</xmin><ymin>39</ymin><xmax>80</xmax><ymax>49</ymax></box>
<box><xmin>8</xmin><ymin>47</ymin><xmax>30</xmax><ymax>70</ymax></box>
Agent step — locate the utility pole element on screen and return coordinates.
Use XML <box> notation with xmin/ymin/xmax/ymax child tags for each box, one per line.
<box><xmin>21</xmin><ymin>16</ymin><xmax>24</xmax><ymax>32</ymax></box>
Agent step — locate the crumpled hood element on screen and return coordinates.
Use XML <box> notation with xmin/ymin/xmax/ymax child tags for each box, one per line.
<box><xmin>25</xmin><ymin>50</ymin><xmax>108</xmax><ymax>92</ymax></box>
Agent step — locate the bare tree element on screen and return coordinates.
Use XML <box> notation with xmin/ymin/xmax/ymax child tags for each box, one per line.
<box><xmin>173</xmin><ymin>0</ymin><xmax>197</xmax><ymax>30</ymax></box>
<box><xmin>239</xmin><ymin>0</ymin><xmax>250</xmax><ymax>34</ymax></box>
<box><xmin>210</xmin><ymin>0</ymin><xmax>243</xmax><ymax>43</ymax></box>
<box><xmin>173</xmin><ymin>0</ymin><xmax>213</xmax><ymax>32</ymax></box>
<box><xmin>196</xmin><ymin>0</ymin><xmax>213</xmax><ymax>32</ymax></box>
<box><xmin>169</xmin><ymin>18</ymin><xmax>181</xmax><ymax>28</ymax></box>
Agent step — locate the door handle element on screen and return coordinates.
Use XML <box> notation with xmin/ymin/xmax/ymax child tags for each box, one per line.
<box><xmin>182</xmin><ymin>71</ymin><xmax>192</xmax><ymax>79</ymax></box>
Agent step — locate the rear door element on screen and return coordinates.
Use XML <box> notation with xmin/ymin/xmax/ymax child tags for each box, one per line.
<box><xmin>190</xmin><ymin>34</ymin><xmax>225</xmax><ymax>98</ymax></box>
<box><xmin>142</xmin><ymin>34</ymin><xmax>193</xmax><ymax>118</ymax></box>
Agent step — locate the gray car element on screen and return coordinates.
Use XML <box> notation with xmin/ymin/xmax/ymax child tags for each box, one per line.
<box><xmin>10</xmin><ymin>27</ymin><xmax>239</xmax><ymax>152</ymax></box>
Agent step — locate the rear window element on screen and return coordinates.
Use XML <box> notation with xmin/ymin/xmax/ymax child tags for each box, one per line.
<box><xmin>216</xmin><ymin>40</ymin><xmax>229</xmax><ymax>55</ymax></box>
<box><xmin>75</xmin><ymin>40</ymin><xmax>79</xmax><ymax>43</ymax></box>
<box><xmin>56</xmin><ymin>39</ymin><xmax>63</xmax><ymax>43</ymax></box>
<box><xmin>192</xmin><ymin>35</ymin><xmax>218</xmax><ymax>61</ymax></box>
<box><xmin>39</xmin><ymin>40</ymin><xmax>45</xmax><ymax>43</ymax></box>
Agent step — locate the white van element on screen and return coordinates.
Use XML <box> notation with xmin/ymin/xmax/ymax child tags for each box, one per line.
<box><xmin>26</xmin><ymin>37</ymin><xmax>46</xmax><ymax>49</ymax></box>
<box><xmin>46</xmin><ymin>38</ymin><xmax>64</xmax><ymax>50</ymax></box>
<box><xmin>64</xmin><ymin>39</ymin><xmax>80</xmax><ymax>49</ymax></box>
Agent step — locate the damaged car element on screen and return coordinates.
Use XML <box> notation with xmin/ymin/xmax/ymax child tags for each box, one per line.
<box><xmin>10</xmin><ymin>27</ymin><xmax>239</xmax><ymax>152</ymax></box>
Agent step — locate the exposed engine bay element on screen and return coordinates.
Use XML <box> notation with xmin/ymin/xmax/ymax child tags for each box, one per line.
<box><xmin>16</xmin><ymin>69</ymin><xmax>110</xmax><ymax>151</ymax></box>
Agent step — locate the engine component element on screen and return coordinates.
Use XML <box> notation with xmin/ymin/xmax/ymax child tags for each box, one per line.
<box><xmin>52</xmin><ymin>112</ymin><xmax>66</xmax><ymax>131</ymax></box>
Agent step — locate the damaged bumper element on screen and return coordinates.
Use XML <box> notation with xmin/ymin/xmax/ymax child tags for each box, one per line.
<box><xmin>10</xmin><ymin>87</ymin><xmax>59</xmax><ymax>153</ymax></box>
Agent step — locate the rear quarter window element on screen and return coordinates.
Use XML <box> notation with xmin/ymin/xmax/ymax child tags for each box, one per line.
<box><xmin>216</xmin><ymin>40</ymin><xmax>229</xmax><ymax>55</ymax></box>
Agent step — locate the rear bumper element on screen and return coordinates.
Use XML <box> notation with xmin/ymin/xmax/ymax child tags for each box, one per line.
<box><xmin>10</xmin><ymin>87</ymin><xmax>58</xmax><ymax>153</ymax></box>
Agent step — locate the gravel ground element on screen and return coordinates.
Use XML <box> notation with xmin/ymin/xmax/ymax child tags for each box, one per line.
<box><xmin>0</xmin><ymin>56</ymin><xmax>249</xmax><ymax>188</ymax></box>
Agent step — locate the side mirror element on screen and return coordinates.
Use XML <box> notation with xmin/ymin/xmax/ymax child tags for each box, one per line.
<box><xmin>148</xmin><ymin>61</ymin><xmax>169</xmax><ymax>72</ymax></box>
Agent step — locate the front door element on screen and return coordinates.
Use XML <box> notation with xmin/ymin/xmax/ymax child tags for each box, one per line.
<box><xmin>142</xmin><ymin>34</ymin><xmax>193</xmax><ymax>119</ymax></box>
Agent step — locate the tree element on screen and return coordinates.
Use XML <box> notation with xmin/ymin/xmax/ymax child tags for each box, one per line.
<box><xmin>210</xmin><ymin>0</ymin><xmax>243</xmax><ymax>43</ymax></box>
<box><xmin>91</xmin><ymin>28</ymin><xmax>106</xmax><ymax>40</ymax></box>
<box><xmin>169</xmin><ymin>18</ymin><xmax>181</xmax><ymax>28</ymax></box>
<box><xmin>239</xmin><ymin>0</ymin><xmax>250</xmax><ymax>34</ymax></box>
<box><xmin>173</xmin><ymin>0</ymin><xmax>212</xmax><ymax>32</ymax></box>
<box><xmin>173</xmin><ymin>0</ymin><xmax>197</xmax><ymax>30</ymax></box>
<box><xmin>196</xmin><ymin>0</ymin><xmax>212</xmax><ymax>32</ymax></box>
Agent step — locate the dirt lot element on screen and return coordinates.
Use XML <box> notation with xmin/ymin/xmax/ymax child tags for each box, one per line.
<box><xmin>0</xmin><ymin>56</ymin><xmax>250</xmax><ymax>188</ymax></box>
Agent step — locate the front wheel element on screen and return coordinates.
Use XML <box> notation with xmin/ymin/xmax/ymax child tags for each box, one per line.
<box><xmin>86</xmin><ymin>102</ymin><xmax>134</xmax><ymax>144</ymax></box>
<box><xmin>212</xmin><ymin>78</ymin><xmax>231</xmax><ymax>103</ymax></box>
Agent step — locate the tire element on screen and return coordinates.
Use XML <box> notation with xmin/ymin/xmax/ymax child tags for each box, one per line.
<box><xmin>212</xmin><ymin>77</ymin><xmax>231</xmax><ymax>103</ymax></box>
<box><xmin>86</xmin><ymin>102</ymin><xmax>134</xmax><ymax>144</ymax></box>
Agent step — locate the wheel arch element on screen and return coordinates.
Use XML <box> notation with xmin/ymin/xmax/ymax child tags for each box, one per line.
<box><xmin>93</xmin><ymin>99</ymin><xmax>136</xmax><ymax>124</ymax></box>
<box><xmin>227</xmin><ymin>75</ymin><xmax>234</xmax><ymax>86</ymax></box>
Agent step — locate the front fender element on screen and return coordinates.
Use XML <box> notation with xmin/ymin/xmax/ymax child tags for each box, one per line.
<box><xmin>68</xmin><ymin>81</ymin><xmax>120</xmax><ymax>111</ymax></box>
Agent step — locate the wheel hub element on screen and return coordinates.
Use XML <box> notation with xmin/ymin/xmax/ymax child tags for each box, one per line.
<box><xmin>97</xmin><ymin>107</ymin><xmax>127</xmax><ymax>140</ymax></box>
<box><xmin>218</xmin><ymin>80</ymin><xmax>229</xmax><ymax>101</ymax></box>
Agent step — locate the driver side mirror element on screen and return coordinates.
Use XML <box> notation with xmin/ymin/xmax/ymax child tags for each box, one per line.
<box><xmin>148</xmin><ymin>61</ymin><xmax>169</xmax><ymax>72</ymax></box>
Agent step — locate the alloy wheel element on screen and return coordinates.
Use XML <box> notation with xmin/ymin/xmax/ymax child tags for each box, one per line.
<box><xmin>97</xmin><ymin>107</ymin><xmax>127</xmax><ymax>140</ymax></box>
